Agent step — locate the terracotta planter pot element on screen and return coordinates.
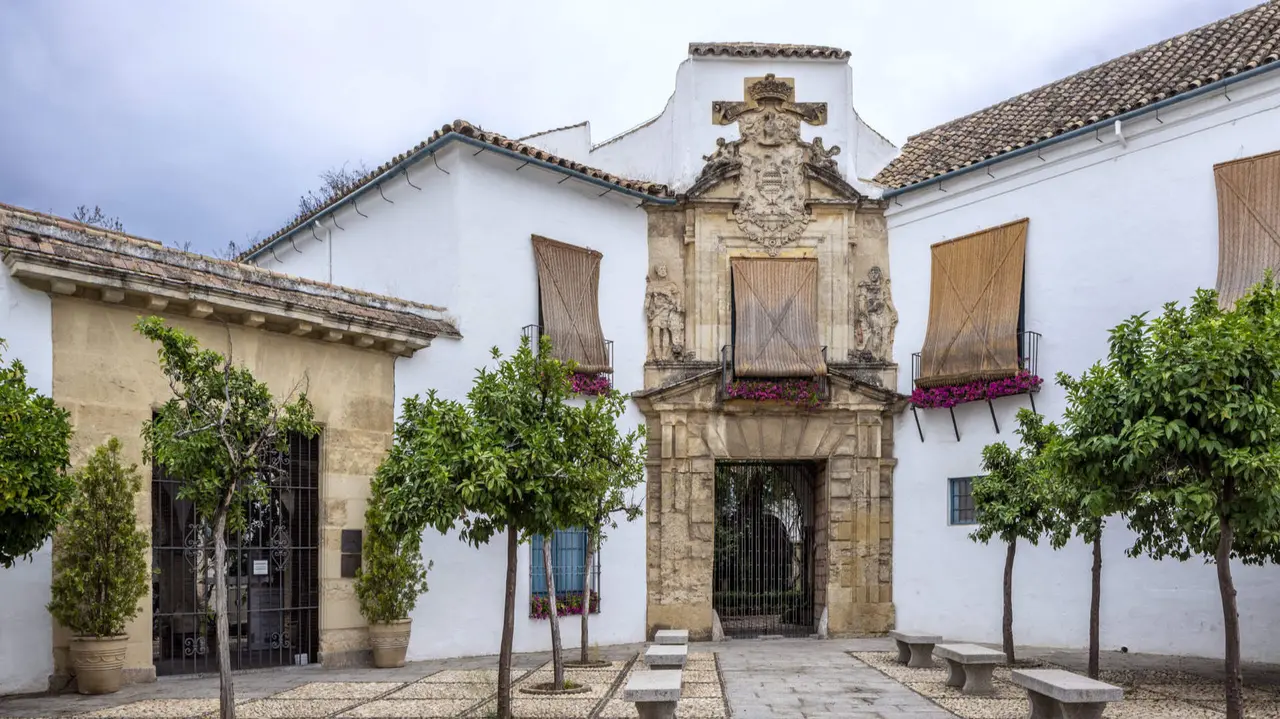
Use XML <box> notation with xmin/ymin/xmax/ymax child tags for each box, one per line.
<box><xmin>368</xmin><ymin>619</ymin><xmax>412</xmax><ymax>668</ymax></box>
<box><xmin>70</xmin><ymin>635</ymin><xmax>128</xmax><ymax>695</ymax></box>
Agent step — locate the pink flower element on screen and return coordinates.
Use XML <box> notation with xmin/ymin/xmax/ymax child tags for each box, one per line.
<box><xmin>570</xmin><ymin>373</ymin><xmax>611</xmax><ymax>396</ymax></box>
<box><xmin>725</xmin><ymin>379</ymin><xmax>824</xmax><ymax>408</ymax></box>
<box><xmin>910</xmin><ymin>371</ymin><xmax>1043</xmax><ymax>409</ymax></box>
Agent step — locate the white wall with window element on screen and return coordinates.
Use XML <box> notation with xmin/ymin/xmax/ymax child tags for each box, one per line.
<box><xmin>887</xmin><ymin>67</ymin><xmax>1280</xmax><ymax>663</ymax></box>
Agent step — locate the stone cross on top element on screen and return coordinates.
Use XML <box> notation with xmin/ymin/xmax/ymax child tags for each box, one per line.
<box><xmin>710</xmin><ymin>74</ymin><xmax>828</xmax><ymax>126</ymax></box>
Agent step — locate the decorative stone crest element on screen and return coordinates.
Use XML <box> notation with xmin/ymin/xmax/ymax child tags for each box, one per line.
<box><xmin>702</xmin><ymin>74</ymin><xmax>844</xmax><ymax>256</ymax></box>
<box><xmin>853</xmin><ymin>266</ymin><xmax>898</xmax><ymax>363</ymax></box>
<box><xmin>645</xmin><ymin>263</ymin><xmax>686</xmax><ymax>360</ymax></box>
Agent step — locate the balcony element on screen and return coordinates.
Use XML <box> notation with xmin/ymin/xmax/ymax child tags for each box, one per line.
<box><xmin>522</xmin><ymin>324</ymin><xmax>614</xmax><ymax>395</ymax></box>
<box><xmin>908</xmin><ymin>331</ymin><xmax>1042</xmax><ymax>441</ymax></box>
<box><xmin>720</xmin><ymin>345</ymin><xmax>830</xmax><ymax>408</ymax></box>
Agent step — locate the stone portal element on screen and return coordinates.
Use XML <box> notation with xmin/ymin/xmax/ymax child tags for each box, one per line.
<box><xmin>635</xmin><ymin>73</ymin><xmax>901</xmax><ymax>640</ymax></box>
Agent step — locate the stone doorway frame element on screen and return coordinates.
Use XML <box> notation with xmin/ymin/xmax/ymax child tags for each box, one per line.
<box><xmin>634</xmin><ymin>371</ymin><xmax>900</xmax><ymax>641</ymax></box>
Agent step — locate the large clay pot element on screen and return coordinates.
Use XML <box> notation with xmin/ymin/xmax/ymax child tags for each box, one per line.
<box><xmin>70</xmin><ymin>635</ymin><xmax>128</xmax><ymax>695</ymax></box>
<box><xmin>368</xmin><ymin>619</ymin><xmax>412</xmax><ymax>668</ymax></box>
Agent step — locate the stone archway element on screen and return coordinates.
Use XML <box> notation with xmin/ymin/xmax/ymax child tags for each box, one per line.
<box><xmin>634</xmin><ymin>372</ymin><xmax>898</xmax><ymax>640</ymax></box>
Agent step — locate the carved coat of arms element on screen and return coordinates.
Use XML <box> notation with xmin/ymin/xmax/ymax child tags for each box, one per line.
<box><xmin>699</xmin><ymin>74</ymin><xmax>842</xmax><ymax>256</ymax></box>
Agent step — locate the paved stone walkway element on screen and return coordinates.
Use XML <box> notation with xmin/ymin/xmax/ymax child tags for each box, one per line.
<box><xmin>716</xmin><ymin>638</ymin><xmax>956</xmax><ymax>718</ymax></box>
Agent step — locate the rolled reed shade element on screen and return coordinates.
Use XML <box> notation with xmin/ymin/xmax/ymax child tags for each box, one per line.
<box><xmin>1215</xmin><ymin>150</ymin><xmax>1280</xmax><ymax>308</ymax></box>
<box><xmin>731</xmin><ymin>258</ymin><xmax>826</xmax><ymax>378</ymax></box>
<box><xmin>532</xmin><ymin>235</ymin><xmax>610</xmax><ymax>373</ymax></box>
<box><xmin>918</xmin><ymin>219</ymin><xmax>1027</xmax><ymax>388</ymax></box>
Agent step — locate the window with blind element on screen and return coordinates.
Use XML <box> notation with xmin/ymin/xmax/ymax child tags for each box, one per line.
<box><xmin>1214</xmin><ymin>149</ymin><xmax>1280</xmax><ymax>308</ymax></box>
<box><xmin>531</xmin><ymin>235</ymin><xmax>611</xmax><ymax>373</ymax></box>
<box><xmin>918</xmin><ymin>220</ymin><xmax>1027</xmax><ymax>388</ymax></box>
<box><xmin>529</xmin><ymin>529</ymin><xmax>601</xmax><ymax>617</ymax></box>
<box><xmin>730</xmin><ymin>258</ymin><xmax>826</xmax><ymax>378</ymax></box>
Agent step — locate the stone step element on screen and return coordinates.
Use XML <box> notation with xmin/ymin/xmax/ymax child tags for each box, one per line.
<box><xmin>654</xmin><ymin>629</ymin><xmax>689</xmax><ymax>646</ymax></box>
<box><xmin>644</xmin><ymin>644</ymin><xmax>688</xmax><ymax>669</ymax></box>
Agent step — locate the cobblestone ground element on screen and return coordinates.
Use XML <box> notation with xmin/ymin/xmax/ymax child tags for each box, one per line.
<box><xmin>7</xmin><ymin>639</ymin><xmax>1280</xmax><ymax>718</ymax></box>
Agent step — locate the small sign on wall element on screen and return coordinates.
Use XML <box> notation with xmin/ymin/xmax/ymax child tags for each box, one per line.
<box><xmin>252</xmin><ymin>559</ymin><xmax>269</xmax><ymax>576</ymax></box>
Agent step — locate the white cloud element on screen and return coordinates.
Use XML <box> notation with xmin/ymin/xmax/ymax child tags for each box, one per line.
<box><xmin>0</xmin><ymin>0</ymin><xmax>1259</xmax><ymax>250</ymax></box>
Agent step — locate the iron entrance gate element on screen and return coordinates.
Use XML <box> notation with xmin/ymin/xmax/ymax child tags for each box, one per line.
<box><xmin>151</xmin><ymin>433</ymin><xmax>320</xmax><ymax>676</ymax></box>
<box><xmin>713</xmin><ymin>461</ymin><xmax>817</xmax><ymax>638</ymax></box>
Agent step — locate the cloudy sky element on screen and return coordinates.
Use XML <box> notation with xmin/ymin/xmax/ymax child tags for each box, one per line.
<box><xmin>0</xmin><ymin>0</ymin><xmax>1259</xmax><ymax>254</ymax></box>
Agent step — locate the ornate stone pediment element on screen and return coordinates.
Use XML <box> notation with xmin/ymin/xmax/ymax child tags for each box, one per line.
<box><xmin>694</xmin><ymin>74</ymin><xmax>859</xmax><ymax>255</ymax></box>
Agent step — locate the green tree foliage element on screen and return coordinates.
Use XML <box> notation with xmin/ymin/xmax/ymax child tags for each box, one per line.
<box><xmin>1050</xmin><ymin>278</ymin><xmax>1280</xmax><ymax>719</ymax></box>
<box><xmin>1044</xmin><ymin>365</ymin><xmax>1133</xmax><ymax>679</ymax></box>
<box><xmin>137</xmin><ymin>317</ymin><xmax>317</xmax><ymax>719</ymax></box>
<box><xmin>972</xmin><ymin>409</ymin><xmax>1055</xmax><ymax>664</ymax></box>
<box><xmin>571</xmin><ymin>388</ymin><xmax>645</xmax><ymax>665</ymax></box>
<box><xmin>47</xmin><ymin>438</ymin><xmax>150</xmax><ymax>637</ymax></box>
<box><xmin>0</xmin><ymin>340</ymin><xmax>73</xmax><ymax>567</ymax></box>
<box><xmin>378</xmin><ymin>336</ymin><xmax>636</xmax><ymax>717</ymax></box>
<box><xmin>354</xmin><ymin>478</ymin><xmax>431</xmax><ymax>624</ymax></box>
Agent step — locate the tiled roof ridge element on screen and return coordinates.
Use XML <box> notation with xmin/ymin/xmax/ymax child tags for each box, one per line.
<box><xmin>0</xmin><ymin>202</ymin><xmax>451</xmax><ymax>323</ymax></box>
<box><xmin>240</xmin><ymin>119</ymin><xmax>673</xmax><ymax>261</ymax></box>
<box><xmin>517</xmin><ymin>120</ymin><xmax>589</xmax><ymax>142</ymax></box>
<box><xmin>688</xmin><ymin>42</ymin><xmax>851</xmax><ymax>60</ymax></box>
<box><xmin>876</xmin><ymin>1</ymin><xmax>1280</xmax><ymax>189</ymax></box>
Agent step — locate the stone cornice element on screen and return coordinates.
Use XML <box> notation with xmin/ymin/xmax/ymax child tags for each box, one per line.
<box><xmin>4</xmin><ymin>248</ymin><xmax>440</xmax><ymax>357</ymax></box>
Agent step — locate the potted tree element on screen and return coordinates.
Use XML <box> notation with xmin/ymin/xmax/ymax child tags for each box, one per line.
<box><xmin>354</xmin><ymin>488</ymin><xmax>430</xmax><ymax>668</ymax></box>
<box><xmin>47</xmin><ymin>438</ymin><xmax>150</xmax><ymax>694</ymax></box>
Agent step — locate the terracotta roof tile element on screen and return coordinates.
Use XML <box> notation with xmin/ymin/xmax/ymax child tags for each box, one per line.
<box><xmin>0</xmin><ymin>203</ymin><xmax>459</xmax><ymax>342</ymax></box>
<box><xmin>242</xmin><ymin>120</ymin><xmax>672</xmax><ymax>260</ymax></box>
<box><xmin>688</xmin><ymin>42</ymin><xmax>851</xmax><ymax>60</ymax></box>
<box><xmin>875</xmin><ymin>1</ymin><xmax>1280</xmax><ymax>190</ymax></box>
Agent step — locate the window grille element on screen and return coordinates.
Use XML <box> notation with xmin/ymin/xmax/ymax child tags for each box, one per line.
<box><xmin>949</xmin><ymin>477</ymin><xmax>977</xmax><ymax>525</ymax></box>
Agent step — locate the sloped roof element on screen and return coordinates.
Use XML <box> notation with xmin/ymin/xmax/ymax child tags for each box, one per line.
<box><xmin>876</xmin><ymin>1</ymin><xmax>1280</xmax><ymax>190</ymax></box>
<box><xmin>689</xmin><ymin>42</ymin><xmax>851</xmax><ymax>60</ymax></box>
<box><xmin>241</xmin><ymin>120</ymin><xmax>673</xmax><ymax>261</ymax></box>
<box><xmin>0</xmin><ymin>203</ymin><xmax>458</xmax><ymax>352</ymax></box>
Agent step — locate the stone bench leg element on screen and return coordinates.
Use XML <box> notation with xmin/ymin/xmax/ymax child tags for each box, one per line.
<box><xmin>635</xmin><ymin>700</ymin><xmax>677</xmax><ymax>719</ymax></box>
<box><xmin>1059</xmin><ymin>703</ymin><xmax>1107</xmax><ymax>719</ymax></box>
<box><xmin>906</xmin><ymin>643</ymin><xmax>934</xmax><ymax>669</ymax></box>
<box><xmin>895</xmin><ymin>639</ymin><xmax>911</xmax><ymax>664</ymax></box>
<box><xmin>1027</xmin><ymin>691</ymin><xmax>1057</xmax><ymax>719</ymax></box>
<box><xmin>960</xmin><ymin>663</ymin><xmax>994</xmax><ymax>696</ymax></box>
<box><xmin>943</xmin><ymin>658</ymin><xmax>966</xmax><ymax>688</ymax></box>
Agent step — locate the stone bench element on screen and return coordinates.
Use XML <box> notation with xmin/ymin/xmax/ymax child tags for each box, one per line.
<box><xmin>888</xmin><ymin>630</ymin><xmax>942</xmax><ymax>668</ymax></box>
<box><xmin>1011</xmin><ymin>668</ymin><xmax>1124</xmax><ymax>719</ymax></box>
<box><xmin>654</xmin><ymin>629</ymin><xmax>689</xmax><ymax>645</ymax></box>
<box><xmin>624</xmin><ymin>669</ymin><xmax>682</xmax><ymax>719</ymax></box>
<box><xmin>933</xmin><ymin>643</ymin><xmax>1004</xmax><ymax>696</ymax></box>
<box><xmin>644</xmin><ymin>643</ymin><xmax>687</xmax><ymax>669</ymax></box>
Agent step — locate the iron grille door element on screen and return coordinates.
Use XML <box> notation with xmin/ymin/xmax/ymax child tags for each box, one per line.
<box><xmin>151</xmin><ymin>432</ymin><xmax>320</xmax><ymax>676</ymax></box>
<box><xmin>713</xmin><ymin>461</ymin><xmax>817</xmax><ymax>638</ymax></box>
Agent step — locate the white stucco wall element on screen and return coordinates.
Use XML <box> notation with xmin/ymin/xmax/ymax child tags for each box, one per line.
<box><xmin>589</xmin><ymin>55</ymin><xmax>892</xmax><ymax>193</ymax></box>
<box><xmin>887</xmin><ymin>68</ymin><xmax>1280</xmax><ymax>662</ymax></box>
<box><xmin>0</xmin><ymin>268</ymin><xmax>55</xmax><ymax>695</ymax></box>
<box><xmin>520</xmin><ymin>123</ymin><xmax>592</xmax><ymax>165</ymax></box>
<box><xmin>255</xmin><ymin>144</ymin><xmax>461</xmax><ymax>310</ymax></box>
<box><xmin>398</xmin><ymin>151</ymin><xmax>650</xmax><ymax>660</ymax></box>
<box><xmin>249</xmin><ymin>143</ymin><xmax>651</xmax><ymax>661</ymax></box>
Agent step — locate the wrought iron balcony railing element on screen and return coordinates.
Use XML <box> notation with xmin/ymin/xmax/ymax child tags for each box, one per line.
<box><xmin>521</xmin><ymin>324</ymin><xmax>614</xmax><ymax>393</ymax></box>
<box><xmin>908</xmin><ymin>330</ymin><xmax>1043</xmax><ymax>441</ymax></box>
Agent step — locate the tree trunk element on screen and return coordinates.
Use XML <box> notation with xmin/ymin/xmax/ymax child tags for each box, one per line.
<box><xmin>1003</xmin><ymin>540</ymin><xmax>1016</xmax><ymax>665</ymax></box>
<box><xmin>1217</xmin><ymin>486</ymin><xmax>1243</xmax><ymax>719</ymax></box>
<box><xmin>580</xmin><ymin>532</ymin><xmax>595</xmax><ymax>664</ymax></box>
<box><xmin>1089</xmin><ymin>530</ymin><xmax>1102</xmax><ymax>679</ymax></box>
<box><xmin>212</xmin><ymin>510</ymin><xmax>235</xmax><ymax>719</ymax></box>
<box><xmin>542</xmin><ymin>535</ymin><xmax>565</xmax><ymax>689</ymax></box>
<box><xmin>498</xmin><ymin>527</ymin><xmax>517</xmax><ymax>719</ymax></box>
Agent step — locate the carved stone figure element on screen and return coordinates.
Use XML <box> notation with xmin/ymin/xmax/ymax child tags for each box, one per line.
<box><xmin>729</xmin><ymin>108</ymin><xmax>811</xmax><ymax>255</ymax></box>
<box><xmin>807</xmin><ymin>137</ymin><xmax>841</xmax><ymax>172</ymax></box>
<box><xmin>646</xmin><ymin>263</ymin><xmax>686</xmax><ymax>360</ymax></box>
<box><xmin>700</xmin><ymin>137</ymin><xmax>741</xmax><ymax>179</ymax></box>
<box><xmin>854</xmin><ymin>266</ymin><xmax>898</xmax><ymax>363</ymax></box>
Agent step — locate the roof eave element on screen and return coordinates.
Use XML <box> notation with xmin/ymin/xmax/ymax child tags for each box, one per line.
<box><xmin>243</xmin><ymin>132</ymin><xmax>677</xmax><ymax>263</ymax></box>
<box><xmin>883</xmin><ymin>58</ymin><xmax>1280</xmax><ymax>199</ymax></box>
